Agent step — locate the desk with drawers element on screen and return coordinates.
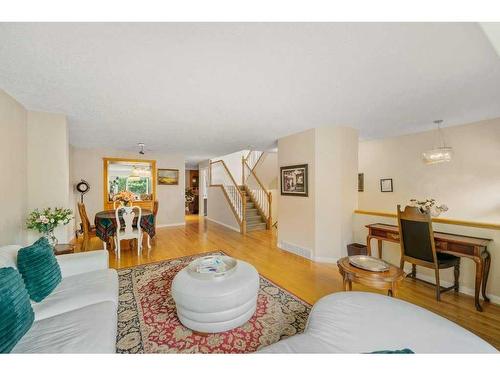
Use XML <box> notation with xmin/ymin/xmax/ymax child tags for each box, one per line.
<box><xmin>366</xmin><ymin>223</ymin><xmax>492</xmax><ymax>311</ymax></box>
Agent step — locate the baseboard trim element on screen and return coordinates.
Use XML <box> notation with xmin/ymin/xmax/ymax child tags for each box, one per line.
<box><xmin>156</xmin><ymin>222</ymin><xmax>185</xmax><ymax>228</ymax></box>
<box><xmin>205</xmin><ymin>218</ymin><xmax>240</xmax><ymax>233</ymax></box>
<box><xmin>403</xmin><ymin>266</ymin><xmax>500</xmax><ymax>305</ymax></box>
<box><xmin>277</xmin><ymin>241</ymin><xmax>313</xmax><ymax>260</ymax></box>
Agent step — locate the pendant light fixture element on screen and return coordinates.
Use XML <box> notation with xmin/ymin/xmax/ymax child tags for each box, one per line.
<box><xmin>422</xmin><ymin>120</ymin><xmax>453</xmax><ymax>165</ymax></box>
<box><xmin>138</xmin><ymin>143</ymin><xmax>145</xmax><ymax>155</ymax></box>
<box><xmin>128</xmin><ymin>166</ymin><xmax>141</xmax><ymax>181</ymax></box>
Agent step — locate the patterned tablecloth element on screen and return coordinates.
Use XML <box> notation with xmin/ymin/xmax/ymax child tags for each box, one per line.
<box><xmin>94</xmin><ymin>209</ymin><xmax>155</xmax><ymax>243</ymax></box>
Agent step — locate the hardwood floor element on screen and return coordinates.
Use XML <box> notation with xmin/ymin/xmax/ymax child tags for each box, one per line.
<box><xmin>77</xmin><ymin>214</ymin><xmax>500</xmax><ymax>350</ymax></box>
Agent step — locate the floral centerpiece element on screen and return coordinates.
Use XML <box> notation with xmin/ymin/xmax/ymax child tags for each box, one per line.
<box><xmin>113</xmin><ymin>190</ymin><xmax>135</xmax><ymax>207</ymax></box>
<box><xmin>26</xmin><ymin>207</ymin><xmax>73</xmax><ymax>247</ymax></box>
<box><xmin>409</xmin><ymin>199</ymin><xmax>448</xmax><ymax>217</ymax></box>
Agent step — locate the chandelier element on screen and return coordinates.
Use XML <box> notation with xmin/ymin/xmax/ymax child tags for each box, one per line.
<box><xmin>422</xmin><ymin>120</ymin><xmax>453</xmax><ymax>165</ymax></box>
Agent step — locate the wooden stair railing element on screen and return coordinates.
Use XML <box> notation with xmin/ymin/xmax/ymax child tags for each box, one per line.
<box><xmin>242</xmin><ymin>153</ymin><xmax>272</xmax><ymax>229</ymax></box>
<box><xmin>209</xmin><ymin>160</ymin><xmax>246</xmax><ymax>234</ymax></box>
<box><xmin>243</xmin><ymin>150</ymin><xmax>264</xmax><ymax>172</ymax></box>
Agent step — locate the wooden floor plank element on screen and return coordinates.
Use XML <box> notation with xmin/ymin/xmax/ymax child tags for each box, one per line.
<box><xmin>76</xmin><ymin>214</ymin><xmax>500</xmax><ymax>350</ymax></box>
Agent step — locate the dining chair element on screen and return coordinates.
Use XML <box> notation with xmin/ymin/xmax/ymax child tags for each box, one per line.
<box><xmin>153</xmin><ymin>200</ymin><xmax>159</xmax><ymax>226</ymax></box>
<box><xmin>114</xmin><ymin>205</ymin><xmax>142</xmax><ymax>259</ymax></box>
<box><xmin>77</xmin><ymin>202</ymin><xmax>97</xmax><ymax>251</ymax></box>
<box><xmin>150</xmin><ymin>200</ymin><xmax>159</xmax><ymax>246</ymax></box>
<box><xmin>397</xmin><ymin>204</ymin><xmax>460</xmax><ymax>301</ymax></box>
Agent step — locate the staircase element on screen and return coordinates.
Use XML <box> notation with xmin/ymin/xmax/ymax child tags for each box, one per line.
<box><xmin>239</xmin><ymin>186</ymin><xmax>267</xmax><ymax>232</ymax></box>
<box><xmin>209</xmin><ymin>150</ymin><xmax>272</xmax><ymax>234</ymax></box>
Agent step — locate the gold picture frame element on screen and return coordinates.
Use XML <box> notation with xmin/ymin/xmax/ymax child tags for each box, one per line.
<box><xmin>158</xmin><ymin>168</ymin><xmax>179</xmax><ymax>185</ymax></box>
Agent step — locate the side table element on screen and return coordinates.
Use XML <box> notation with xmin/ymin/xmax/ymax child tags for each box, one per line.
<box><xmin>54</xmin><ymin>243</ymin><xmax>75</xmax><ymax>256</ymax></box>
<box><xmin>337</xmin><ymin>256</ymin><xmax>404</xmax><ymax>297</ymax></box>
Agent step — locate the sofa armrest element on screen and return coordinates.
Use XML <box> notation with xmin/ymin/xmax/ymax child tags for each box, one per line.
<box><xmin>56</xmin><ymin>250</ymin><xmax>109</xmax><ymax>278</ymax></box>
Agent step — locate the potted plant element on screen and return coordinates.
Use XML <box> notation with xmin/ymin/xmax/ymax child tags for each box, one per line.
<box><xmin>26</xmin><ymin>207</ymin><xmax>73</xmax><ymax>247</ymax></box>
<box><xmin>185</xmin><ymin>188</ymin><xmax>195</xmax><ymax>213</ymax></box>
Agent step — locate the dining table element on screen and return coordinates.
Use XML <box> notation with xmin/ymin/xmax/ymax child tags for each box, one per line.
<box><xmin>94</xmin><ymin>208</ymin><xmax>156</xmax><ymax>249</ymax></box>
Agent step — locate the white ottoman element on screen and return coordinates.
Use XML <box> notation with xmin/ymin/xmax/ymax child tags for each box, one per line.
<box><xmin>171</xmin><ymin>259</ymin><xmax>260</xmax><ymax>333</ymax></box>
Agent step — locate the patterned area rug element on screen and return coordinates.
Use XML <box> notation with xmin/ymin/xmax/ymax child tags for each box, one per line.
<box><xmin>116</xmin><ymin>252</ymin><xmax>311</xmax><ymax>353</ymax></box>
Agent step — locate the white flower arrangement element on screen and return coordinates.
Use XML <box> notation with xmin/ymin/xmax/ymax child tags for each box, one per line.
<box><xmin>26</xmin><ymin>207</ymin><xmax>73</xmax><ymax>233</ymax></box>
<box><xmin>409</xmin><ymin>199</ymin><xmax>448</xmax><ymax>217</ymax></box>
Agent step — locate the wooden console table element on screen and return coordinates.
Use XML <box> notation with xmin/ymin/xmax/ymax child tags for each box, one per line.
<box><xmin>366</xmin><ymin>223</ymin><xmax>492</xmax><ymax>312</ymax></box>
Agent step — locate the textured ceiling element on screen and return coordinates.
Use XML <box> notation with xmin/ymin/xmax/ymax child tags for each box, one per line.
<box><xmin>1</xmin><ymin>23</ymin><xmax>500</xmax><ymax>166</ymax></box>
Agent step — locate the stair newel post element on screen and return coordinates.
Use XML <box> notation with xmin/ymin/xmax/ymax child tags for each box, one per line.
<box><xmin>241</xmin><ymin>189</ymin><xmax>247</xmax><ymax>234</ymax></box>
<box><xmin>267</xmin><ymin>191</ymin><xmax>272</xmax><ymax>229</ymax></box>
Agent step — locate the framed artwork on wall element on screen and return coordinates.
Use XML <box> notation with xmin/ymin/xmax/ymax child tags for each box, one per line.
<box><xmin>280</xmin><ymin>164</ymin><xmax>308</xmax><ymax>197</ymax></box>
<box><xmin>158</xmin><ymin>168</ymin><xmax>179</xmax><ymax>185</ymax></box>
<box><xmin>380</xmin><ymin>178</ymin><xmax>393</xmax><ymax>192</ymax></box>
<box><xmin>358</xmin><ymin>173</ymin><xmax>364</xmax><ymax>192</ymax></box>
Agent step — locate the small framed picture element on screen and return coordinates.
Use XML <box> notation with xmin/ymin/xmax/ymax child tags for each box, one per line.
<box><xmin>280</xmin><ymin>164</ymin><xmax>308</xmax><ymax>197</ymax></box>
<box><xmin>358</xmin><ymin>173</ymin><xmax>364</xmax><ymax>192</ymax></box>
<box><xmin>158</xmin><ymin>168</ymin><xmax>179</xmax><ymax>185</ymax></box>
<box><xmin>380</xmin><ymin>178</ymin><xmax>393</xmax><ymax>192</ymax></box>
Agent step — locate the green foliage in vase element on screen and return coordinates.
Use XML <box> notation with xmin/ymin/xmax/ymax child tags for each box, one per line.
<box><xmin>26</xmin><ymin>207</ymin><xmax>73</xmax><ymax>234</ymax></box>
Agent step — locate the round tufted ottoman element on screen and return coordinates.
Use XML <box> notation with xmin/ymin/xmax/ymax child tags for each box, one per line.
<box><xmin>171</xmin><ymin>259</ymin><xmax>260</xmax><ymax>333</ymax></box>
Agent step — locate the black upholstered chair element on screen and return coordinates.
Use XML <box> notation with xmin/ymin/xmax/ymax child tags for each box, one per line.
<box><xmin>397</xmin><ymin>204</ymin><xmax>460</xmax><ymax>301</ymax></box>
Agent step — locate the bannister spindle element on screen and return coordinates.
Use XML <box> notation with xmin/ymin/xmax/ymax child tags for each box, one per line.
<box><xmin>267</xmin><ymin>191</ymin><xmax>272</xmax><ymax>229</ymax></box>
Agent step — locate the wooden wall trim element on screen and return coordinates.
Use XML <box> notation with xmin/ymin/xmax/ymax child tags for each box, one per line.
<box><xmin>103</xmin><ymin>157</ymin><xmax>157</xmax><ymax>210</ymax></box>
<box><xmin>354</xmin><ymin>209</ymin><xmax>500</xmax><ymax>231</ymax></box>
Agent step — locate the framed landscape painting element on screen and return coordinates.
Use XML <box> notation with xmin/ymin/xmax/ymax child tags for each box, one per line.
<box><xmin>280</xmin><ymin>164</ymin><xmax>308</xmax><ymax>197</ymax></box>
<box><xmin>158</xmin><ymin>168</ymin><xmax>179</xmax><ymax>185</ymax></box>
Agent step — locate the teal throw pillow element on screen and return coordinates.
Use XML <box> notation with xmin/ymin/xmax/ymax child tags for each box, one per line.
<box><xmin>0</xmin><ymin>267</ymin><xmax>35</xmax><ymax>353</ymax></box>
<box><xmin>17</xmin><ymin>237</ymin><xmax>62</xmax><ymax>302</ymax></box>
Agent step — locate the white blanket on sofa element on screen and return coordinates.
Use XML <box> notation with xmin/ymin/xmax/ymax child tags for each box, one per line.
<box><xmin>260</xmin><ymin>292</ymin><xmax>497</xmax><ymax>353</ymax></box>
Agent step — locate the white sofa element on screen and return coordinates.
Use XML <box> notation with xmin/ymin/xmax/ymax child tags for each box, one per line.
<box><xmin>0</xmin><ymin>245</ymin><xmax>118</xmax><ymax>353</ymax></box>
<box><xmin>260</xmin><ymin>292</ymin><xmax>497</xmax><ymax>353</ymax></box>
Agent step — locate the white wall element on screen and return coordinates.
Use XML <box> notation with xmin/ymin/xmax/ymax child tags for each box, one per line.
<box><xmin>71</xmin><ymin>148</ymin><xmax>185</xmax><ymax>228</ymax></box>
<box><xmin>1</xmin><ymin>90</ymin><xmax>73</xmax><ymax>246</ymax></box>
<box><xmin>26</xmin><ymin>111</ymin><xmax>71</xmax><ymax>243</ymax></box>
<box><xmin>359</xmin><ymin>118</ymin><xmax>500</xmax><ymax>222</ymax></box>
<box><xmin>277</xmin><ymin>129</ymin><xmax>316</xmax><ymax>258</ymax></box>
<box><xmin>198</xmin><ymin>160</ymin><xmax>209</xmax><ymax>216</ymax></box>
<box><xmin>254</xmin><ymin>152</ymin><xmax>279</xmax><ymax>224</ymax></box>
<box><xmin>206</xmin><ymin>150</ymin><xmax>248</xmax><ymax>230</ymax></box>
<box><xmin>254</xmin><ymin>151</ymin><xmax>278</xmax><ymax>189</ymax></box>
<box><xmin>211</xmin><ymin>149</ymin><xmax>249</xmax><ymax>185</ymax></box>
<box><xmin>184</xmin><ymin>169</ymin><xmax>191</xmax><ymax>189</ymax></box>
<box><xmin>0</xmin><ymin>89</ymin><xmax>27</xmax><ymax>245</ymax></box>
<box><xmin>357</xmin><ymin>118</ymin><xmax>500</xmax><ymax>302</ymax></box>
<box><xmin>277</xmin><ymin>127</ymin><xmax>358</xmax><ymax>261</ymax></box>
<box><xmin>314</xmin><ymin>127</ymin><xmax>358</xmax><ymax>260</ymax></box>
<box><xmin>206</xmin><ymin>187</ymin><xmax>240</xmax><ymax>231</ymax></box>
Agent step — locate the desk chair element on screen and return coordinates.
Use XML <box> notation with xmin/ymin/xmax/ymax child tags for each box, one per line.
<box><xmin>397</xmin><ymin>205</ymin><xmax>460</xmax><ymax>301</ymax></box>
